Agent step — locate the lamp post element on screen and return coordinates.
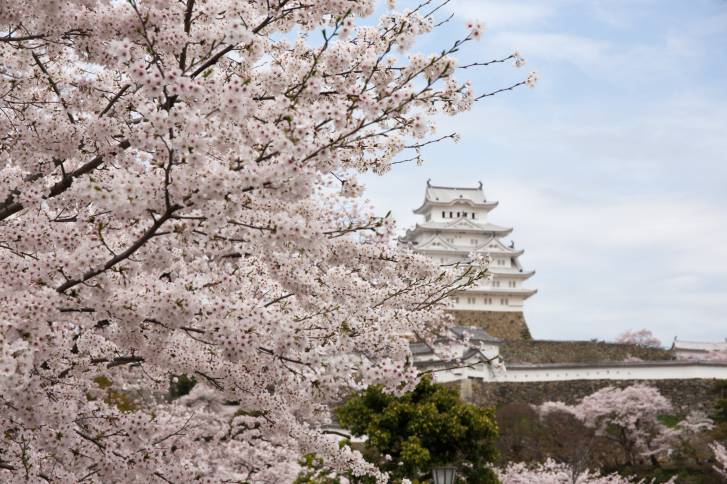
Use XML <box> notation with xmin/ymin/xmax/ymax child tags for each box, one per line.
<box><xmin>431</xmin><ymin>465</ymin><xmax>457</xmax><ymax>484</ymax></box>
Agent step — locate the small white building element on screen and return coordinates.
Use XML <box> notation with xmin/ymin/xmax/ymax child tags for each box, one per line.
<box><xmin>412</xmin><ymin>326</ymin><xmax>505</xmax><ymax>381</ymax></box>
<box><xmin>400</xmin><ymin>181</ymin><xmax>536</xmax><ymax>313</ymax></box>
<box><xmin>672</xmin><ymin>338</ymin><xmax>727</xmax><ymax>360</ymax></box>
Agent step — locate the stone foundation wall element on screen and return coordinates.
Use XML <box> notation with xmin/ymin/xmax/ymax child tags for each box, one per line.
<box><xmin>458</xmin><ymin>378</ymin><xmax>721</xmax><ymax>413</ymax></box>
<box><xmin>450</xmin><ymin>310</ymin><xmax>532</xmax><ymax>340</ymax></box>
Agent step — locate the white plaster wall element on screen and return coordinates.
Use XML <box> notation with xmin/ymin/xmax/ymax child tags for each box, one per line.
<box><xmin>449</xmin><ymin>297</ymin><xmax>524</xmax><ymax>311</ymax></box>
<box><xmin>499</xmin><ymin>365</ymin><xmax>727</xmax><ymax>382</ymax></box>
<box><xmin>430</xmin><ymin>363</ymin><xmax>727</xmax><ymax>384</ymax></box>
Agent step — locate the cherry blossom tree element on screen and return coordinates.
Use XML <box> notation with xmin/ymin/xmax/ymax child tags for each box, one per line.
<box><xmin>662</xmin><ymin>410</ymin><xmax>714</xmax><ymax>465</ymax></box>
<box><xmin>712</xmin><ymin>442</ymin><xmax>727</xmax><ymax>478</ymax></box>
<box><xmin>538</xmin><ymin>385</ymin><xmax>674</xmax><ymax>466</ymax></box>
<box><xmin>615</xmin><ymin>329</ymin><xmax>661</xmax><ymax>348</ymax></box>
<box><xmin>0</xmin><ymin>0</ymin><xmax>533</xmax><ymax>481</ymax></box>
<box><xmin>496</xmin><ymin>458</ymin><xmax>672</xmax><ymax>484</ymax></box>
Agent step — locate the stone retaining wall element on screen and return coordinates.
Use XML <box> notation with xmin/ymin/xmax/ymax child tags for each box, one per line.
<box><xmin>499</xmin><ymin>340</ymin><xmax>674</xmax><ymax>364</ymax></box>
<box><xmin>457</xmin><ymin>378</ymin><xmax>721</xmax><ymax>413</ymax></box>
<box><xmin>450</xmin><ymin>310</ymin><xmax>532</xmax><ymax>340</ymax></box>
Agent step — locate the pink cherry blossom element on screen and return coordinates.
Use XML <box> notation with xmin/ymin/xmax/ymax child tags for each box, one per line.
<box><xmin>497</xmin><ymin>458</ymin><xmax>674</xmax><ymax>483</ymax></box>
<box><xmin>538</xmin><ymin>385</ymin><xmax>675</xmax><ymax>464</ymax></box>
<box><xmin>712</xmin><ymin>442</ymin><xmax>727</xmax><ymax>478</ymax></box>
<box><xmin>616</xmin><ymin>329</ymin><xmax>662</xmax><ymax>348</ymax></box>
<box><xmin>465</xmin><ymin>20</ymin><xmax>485</xmax><ymax>40</ymax></box>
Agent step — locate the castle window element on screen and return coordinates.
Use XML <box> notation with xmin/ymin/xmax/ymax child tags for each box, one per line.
<box><xmin>452</xmin><ymin>296</ymin><xmax>459</xmax><ymax>303</ymax></box>
<box><xmin>471</xmin><ymin>213</ymin><xmax>475</xmax><ymax>219</ymax></box>
<box><xmin>456</xmin><ymin>212</ymin><xmax>460</xmax><ymax>218</ymax></box>
<box><xmin>449</xmin><ymin>211</ymin><xmax>453</xmax><ymax>218</ymax></box>
<box><xmin>467</xmin><ymin>296</ymin><xmax>476</xmax><ymax>304</ymax></box>
<box><xmin>463</xmin><ymin>211</ymin><xmax>468</xmax><ymax>218</ymax></box>
<box><xmin>425</xmin><ymin>214</ymin><xmax>430</xmax><ymax>221</ymax></box>
<box><xmin>442</xmin><ymin>211</ymin><xmax>445</xmax><ymax>218</ymax></box>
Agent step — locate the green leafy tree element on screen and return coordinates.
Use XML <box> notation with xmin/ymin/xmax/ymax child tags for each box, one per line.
<box><xmin>336</xmin><ymin>376</ymin><xmax>499</xmax><ymax>483</ymax></box>
<box><xmin>294</xmin><ymin>454</ymin><xmax>345</xmax><ymax>484</ymax></box>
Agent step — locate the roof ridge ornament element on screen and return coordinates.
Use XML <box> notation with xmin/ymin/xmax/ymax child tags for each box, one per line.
<box><xmin>478</xmin><ymin>180</ymin><xmax>483</xmax><ymax>189</ymax></box>
<box><xmin>427</xmin><ymin>178</ymin><xmax>432</xmax><ymax>187</ymax></box>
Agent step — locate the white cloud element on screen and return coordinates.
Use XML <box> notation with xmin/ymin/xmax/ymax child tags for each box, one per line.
<box><xmin>364</xmin><ymin>0</ymin><xmax>727</xmax><ymax>344</ymax></box>
<box><xmin>488</xmin><ymin>180</ymin><xmax>727</xmax><ymax>275</ymax></box>
<box><xmin>489</xmin><ymin>32</ymin><xmax>610</xmax><ymax>67</ymax></box>
<box><xmin>468</xmin><ymin>177</ymin><xmax>727</xmax><ymax>343</ymax></box>
<box><xmin>449</xmin><ymin>0</ymin><xmax>556</xmax><ymax>28</ymax></box>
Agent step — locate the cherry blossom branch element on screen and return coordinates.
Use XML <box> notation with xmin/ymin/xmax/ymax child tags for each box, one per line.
<box><xmin>418</xmin><ymin>353</ymin><xmax>500</xmax><ymax>376</ymax></box>
<box><xmin>97</xmin><ymin>84</ymin><xmax>130</xmax><ymax>118</ymax></box>
<box><xmin>0</xmin><ymin>139</ymin><xmax>131</xmax><ymax>221</ymax></box>
<box><xmin>31</xmin><ymin>52</ymin><xmax>76</xmax><ymax>124</ymax></box>
<box><xmin>475</xmin><ymin>79</ymin><xmax>528</xmax><ymax>101</ymax></box>
<box><xmin>460</xmin><ymin>54</ymin><xmax>517</xmax><ymax>69</ymax></box>
<box><xmin>403</xmin><ymin>132</ymin><xmax>457</xmax><ymax>150</ymax></box>
<box><xmin>189</xmin><ymin>0</ymin><xmax>293</xmax><ymax>78</ymax></box>
<box><xmin>56</xmin><ymin>204</ymin><xmax>180</xmax><ymax>293</ymax></box>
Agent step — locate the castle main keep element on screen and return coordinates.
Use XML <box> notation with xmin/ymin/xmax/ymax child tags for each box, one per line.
<box><xmin>400</xmin><ymin>181</ymin><xmax>535</xmax><ymax>340</ymax></box>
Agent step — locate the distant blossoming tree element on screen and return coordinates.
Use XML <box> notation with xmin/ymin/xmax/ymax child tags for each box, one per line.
<box><xmin>662</xmin><ymin>410</ymin><xmax>714</xmax><ymax>464</ymax></box>
<box><xmin>0</xmin><ymin>0</ymin><xmax>533</xmax><ymax>481</ymax></box>
<box><xmin>712</xmin><ymin>442</ymin><xmax>727</xmax><ymax>478</ymax></box>
<box><xmin>496</xmin><ymin>458</ymin><xmax>672</xmax><ymax>484</ymax></box>
<box><xmin>538</xmin><ymin>385</ymin><xmax>675</xmax><ymax>466</ymax></box>
<box><xmin>615</xmin><ymin>329</ymin><xmax>662</xmax><ymax>348</ymax></box>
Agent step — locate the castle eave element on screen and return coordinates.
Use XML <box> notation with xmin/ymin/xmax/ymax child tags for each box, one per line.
<box><xmin>413</xmin><ymin>199</ymin><xmax>498</xmax><ymax>214</ymax></box>
<box><xmin>461</xmin><ymin>288</ymin><xmax>538</xmax><ymax>298</ymax></box>
<box><xmin>405</xmin><ymin>222</ymin><xmax>513</xmax><ymax>236</ymax></box>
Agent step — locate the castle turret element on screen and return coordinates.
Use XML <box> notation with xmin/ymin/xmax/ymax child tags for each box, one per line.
<box><xmin>400</xmin><ymin>181</ymin><xmax>536</xmax><ymax>340</ymax></box>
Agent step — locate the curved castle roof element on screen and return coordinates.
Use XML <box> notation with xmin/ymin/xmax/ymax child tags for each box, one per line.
<box><xmin>413</xmin><ymin>180</ymin><xmax>499</xmax><ymax>214</ymax></box>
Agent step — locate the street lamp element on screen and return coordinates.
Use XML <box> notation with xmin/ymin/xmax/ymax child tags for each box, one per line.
<box><xmin>431</xmin><ymin>466</ymin><xmax>457</xmax><ymax>484</ymax></box>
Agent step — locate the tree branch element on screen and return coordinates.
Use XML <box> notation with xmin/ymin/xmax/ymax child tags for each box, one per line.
<box><xmin>56</xmin><ymin>204</ymin><xmax>180</xmax><ymax>293</ymax></box>
<box><xmin>32</xmin><ymin>52</ymin><xmax>76</xmax><ymax>124</ymax></box>
<box><xmin>0</xmin><ymin>139</ymin><xmax>131</xmax><ymax>221</ymax></box>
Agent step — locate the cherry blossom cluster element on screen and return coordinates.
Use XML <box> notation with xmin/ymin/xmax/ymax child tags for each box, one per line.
<box><xmin>0</xmin><ymin>0</ymin><xmax>532</xmax><ymax>481</ymax></box>
<box><xmin>538</xmin><ymin>385</ymin><xmax>713</xmax><ymax>465</ymax></box>
<box><xmin>615</xmin><ymin>329</ymin><xmax>662</xmax><ymax>348</ymax></box>
<box><xmin>712</xmin><ymin>442</ymin><xmax>727</xmax><ymax>478</ymax></box>
<box><xmin>497</xmin><ymin>459</ymin><xmax>676</xmax><ymax>484</ymax></box>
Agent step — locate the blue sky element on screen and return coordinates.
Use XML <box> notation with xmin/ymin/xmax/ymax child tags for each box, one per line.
<box><xmin>363</xmin><ymin>0</ymin><xmax>727</xmax><ymax>344</ymax></box>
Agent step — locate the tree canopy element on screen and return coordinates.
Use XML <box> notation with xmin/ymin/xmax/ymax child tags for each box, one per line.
<box><xmin>336</xmin><ymin>376</ymin><xmax>499</xmax><ymax>483</ymax></box>
<box><xmin>0</xmin><ymin>0</ymin><xmax>531</xmax><ymax>480</ymax></box>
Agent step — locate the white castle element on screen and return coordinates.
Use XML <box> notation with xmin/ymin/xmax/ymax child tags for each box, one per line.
<box><xmin>400</xmin><ymin>181</ymin><xmax>536</xmax><ymax>314</ymax></box>
<box><xmin>398</xmin><ymin>182</ymin><xmax>727</xmax><ymax>386</ymax></box>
